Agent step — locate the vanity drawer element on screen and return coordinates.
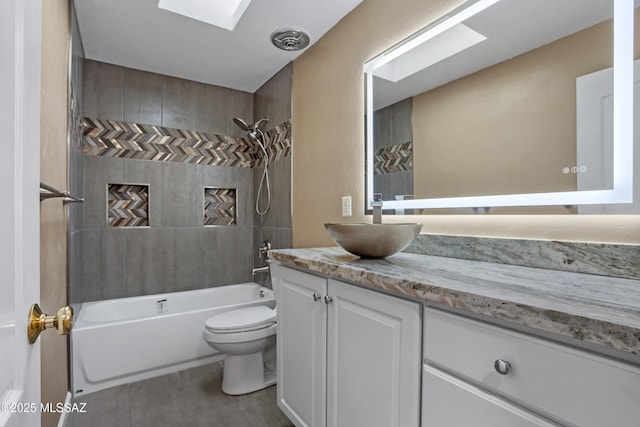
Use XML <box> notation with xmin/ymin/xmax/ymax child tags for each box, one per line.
<box><xmin>423</xmin><ymin>307</ymin><xmax>640</xmax><ymax>427</ymax></box>
<box><xmin>422</xmin><ymin>364</ymin><xmax>559</xmax><ymax>427</ymax></box>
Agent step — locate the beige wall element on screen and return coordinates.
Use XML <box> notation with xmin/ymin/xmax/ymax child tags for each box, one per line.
<box><xmin>291</xmin><ymin>0</ymin><xmax>640</xmax><ymax>246</ymax></box>
<box><xmin>40</xmin><ymin>0</ymin><xmax>70</xmax><ymax>426</ymax></box>
<box><xmin>413</xmin><ymin>19</ymin><xmax>612</xmax><ymax>199</ymax></box>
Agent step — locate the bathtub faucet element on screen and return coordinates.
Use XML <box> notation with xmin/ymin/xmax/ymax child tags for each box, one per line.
<box><xmin>253</xmin><ymin>240</ymin><xmax>272</xmax><ymax>276</ymax></box>
<box><xmin>252</xmin><ymin>265</ymin><xmax>270</xmax><ymax>276</ymax></box>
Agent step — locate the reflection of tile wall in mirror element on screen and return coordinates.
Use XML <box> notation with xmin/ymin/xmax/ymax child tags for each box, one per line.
<box><xmin>374</xmin><ymin>141</ymin><xmax>413</xmax><ymax>175</ymax></box>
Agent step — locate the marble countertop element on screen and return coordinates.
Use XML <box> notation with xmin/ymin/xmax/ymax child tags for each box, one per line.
<box><xmin>269</xmin><ymin>247</ymin><xmax>640</xmax><ymax>358</ymax></box>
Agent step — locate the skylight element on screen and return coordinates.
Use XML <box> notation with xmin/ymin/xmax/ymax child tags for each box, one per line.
<box><xmin>158</xmin><ymin>0</ymin><xmax>253</xmax><ymax>31</ymax></box>
<box><xmin>373</xmin><ymin>23</ymin><xmax>487</xmax><ymax>83</ymax></box>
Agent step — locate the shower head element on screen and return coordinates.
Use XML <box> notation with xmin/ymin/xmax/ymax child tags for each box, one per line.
<box><xmin>233</xmin><ymin>117</ymin><xmax>251</xmax><ymax>132</ymax></box>
<box><xmin>247</xmin><ymin>131</ymin><xmax>261</xmax><ymax>145</ymax></box>
<box><xmin>255</xmin><ymin>118</ymin><xmax>269</xmax><ymax>130</ymax></box>
<box><xmin>233</xmin><ymin>117</ymin><xmax>269</xmax><ymax>132</ymax></box>
<box><xmin>231</xmin><ymin>117</ymin><xmax>271</xmax><ymax>216</ymax></box>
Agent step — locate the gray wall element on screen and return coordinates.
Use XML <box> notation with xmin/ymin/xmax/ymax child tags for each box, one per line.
<box><xmin>72</xmin><ymin>59</ymin><xmax>272</xmax><ymax>303</ymax></box>
<box><xmin>252</xmin><ymin>63</ymin><xmax>293</xmax><ymax>286</ymax></box>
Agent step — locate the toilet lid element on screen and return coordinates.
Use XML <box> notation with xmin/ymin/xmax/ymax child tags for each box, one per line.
<box><xmin>205</xmin><ymin>306</ymin><xmax>276</xmax><ymax>333</ymax></box>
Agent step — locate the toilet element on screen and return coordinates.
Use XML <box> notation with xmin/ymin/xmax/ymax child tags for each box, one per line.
<box><xmin>202</xmin><ymin>305</ymin><xmax>277</xmax><ymax>395</ymax></box>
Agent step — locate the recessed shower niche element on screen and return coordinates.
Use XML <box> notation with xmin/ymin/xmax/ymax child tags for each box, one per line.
<box><xmin>107</xmin><ymin>183</ymin><xmax>150</xmax><ymax>227</ymax></box>
<box><xmin>204</xmin><ymin>187</ymin><xmax>237</xmax><ymax>226</ymax></box>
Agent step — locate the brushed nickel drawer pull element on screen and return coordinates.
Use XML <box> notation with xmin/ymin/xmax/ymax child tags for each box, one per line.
<box><xmin>494</xmin><ymin>359</ymin><xmax>511</xmax><ymax>375</ymax></box>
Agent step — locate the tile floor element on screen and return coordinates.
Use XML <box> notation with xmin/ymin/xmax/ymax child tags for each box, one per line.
<box><xmin>66</xmin><ymin>362</ymin><xmax>294</xmax><ymax>427</ymax></box>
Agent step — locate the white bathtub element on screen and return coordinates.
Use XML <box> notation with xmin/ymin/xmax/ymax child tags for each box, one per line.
<box><xmin>71</xmin><ymin>283</ymin><xmax>275</xmax><ymax>396</ymax></box>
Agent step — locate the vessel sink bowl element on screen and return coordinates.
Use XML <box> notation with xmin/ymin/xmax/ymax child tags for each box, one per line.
<box><xmin>324</xmin><ymin>223</ymin><xmax>422</xmax><ymax>258</ymax></box>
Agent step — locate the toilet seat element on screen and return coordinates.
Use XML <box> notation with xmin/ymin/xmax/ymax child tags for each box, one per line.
<box><xmin>205</xmin><ymin>306</ymin><xmax>276</xmax><ymax>334</ymax></box>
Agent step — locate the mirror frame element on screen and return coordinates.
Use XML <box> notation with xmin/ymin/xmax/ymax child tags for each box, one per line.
<box><xmin>364</xmin><ymin>0</ymin><xmax>634</xmax><ymax>211</ymax></box>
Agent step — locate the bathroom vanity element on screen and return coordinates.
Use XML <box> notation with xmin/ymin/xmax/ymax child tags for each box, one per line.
<box><xmin>269</xmin><ymin>247</ymin><xmax>640</xmax><ymax>427</ymax></box>
<box><xmin>270</xmin><ymin>263</ymin><xmax>421</xmax><ymax>427</ymax></box>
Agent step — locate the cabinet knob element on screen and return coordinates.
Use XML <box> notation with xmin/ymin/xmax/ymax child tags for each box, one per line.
<box><xmin>324</xmin><ymin>295</ymin><xmax>333</xmax><ymax>304</ymax></box>
<box><xmin>312</xmin><ymin>292</ymin><xmax>321</xmax><ymax>302</ymax></box>
<box><xmin>494</xmin><ymin>359</ymin><xmax>511</xmax><ymax>375</ymax></box>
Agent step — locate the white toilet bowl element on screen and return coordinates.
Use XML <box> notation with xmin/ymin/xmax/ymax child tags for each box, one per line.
<box><xmin>202</xmin><ymin>305</ymin><xmax>277</xmax><ymax>395</ymax></box>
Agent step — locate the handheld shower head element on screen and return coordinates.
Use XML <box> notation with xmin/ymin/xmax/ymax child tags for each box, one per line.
<box><xmin>231</xmin><ymin>117</ymin><xmax>272</xmax><ymax>216</ymax></box>
<box><xmin>247</xmin><ymin>131</ymin><xmax>261</xmax><ymax>145</ymax></box>
<box><xmin>255</xmin><ymin>118</ymin><xmax>269</xmax><ymax>130</ymax></box>
<box><xmin>233</xmin><ymin>117</ymin><xmax>269</xmax><ymax>133</ymax></box>
<box><xmin>233</xmin><ymin>117</ymin><xmax>251</xmax><ymax>132</ymax></box>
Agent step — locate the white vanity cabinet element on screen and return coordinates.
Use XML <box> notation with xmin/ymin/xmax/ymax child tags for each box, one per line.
<box><xmin>272</xmin><ymin>264</ymin><xmax>422</xmax><ymax>427</ymax></box>
<box><xmin>422</xmin><ymin>307</ymin><xmax>640</xmax><ymax>427</ymax></box>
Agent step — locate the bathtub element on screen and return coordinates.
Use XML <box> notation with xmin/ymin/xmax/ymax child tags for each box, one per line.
<box><xmin>71</xmin><ymin>283</ymin><xmax>275</xmax><ymax>396</ymax></box>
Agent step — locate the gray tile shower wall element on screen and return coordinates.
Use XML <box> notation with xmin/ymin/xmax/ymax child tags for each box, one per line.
<box><xmin>74</xmin><ymin>59</ymin><xmax>290</xmax><ymax>303</ymax></box>
<box><xmin>252</xmin><ymin>64</ymin><xmax>293</xmax><ymax>287</ymax></box>
<box><xmin>77</xmin><ymin>155</ymin><xmax>255</xmax><ymax>302</ymax></box>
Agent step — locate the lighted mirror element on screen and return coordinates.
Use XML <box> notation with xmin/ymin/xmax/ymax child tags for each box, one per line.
<box><xmin>364</xmin><ymin>0</ymin><xmax>637</xmax><ymax>214</ymax></box>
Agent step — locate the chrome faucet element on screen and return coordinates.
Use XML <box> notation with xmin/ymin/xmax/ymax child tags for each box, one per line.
<box><xmin>252</xmin><ymin>240</ymin><xmax>272</xmax><ymax>276</ymax></box>
<box><xmin>372</xmin><ymin>193</ymin><xmax>383</xmax><ymax>224</ymax></box>
<box><xmin>258</xmin><ymin>240</ymin><xmax>272</xmax><ymax>260</ymax></box>
<box><xmin>252</xmin><ymin>266</ymin><xmax>270</xmax><ymax>275</ymax></box>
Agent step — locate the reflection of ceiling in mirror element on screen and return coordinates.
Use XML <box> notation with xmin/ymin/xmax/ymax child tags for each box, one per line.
<box><xmin>373</xmin><ymin>23</ymin><xmax>486</xmax><ymax>83</ymax></box>
<box><xmin>372</xmin><ymin>0</ymin><xmax>614</xmax><ymax>110</ymax></box>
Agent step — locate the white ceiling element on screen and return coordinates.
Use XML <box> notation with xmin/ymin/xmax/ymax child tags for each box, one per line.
<box><xmin>74</xmin><ymin>0</ymin><xmax>363</xmax><ymax>93</ymax></box>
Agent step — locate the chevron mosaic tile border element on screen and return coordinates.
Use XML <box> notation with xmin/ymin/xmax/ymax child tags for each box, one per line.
<box><xmin>108</xmin><ymin>184</ymin><xmax>149</xmax><ymax>227</ymax></box>
<box><xmin>204</xmin><ymin>187</ymin><xmax>236</xmax><ymax>226</ymax></box>
<box><xmin>375</xmin><ymin>141</ymin><xmax>413</xmax><ymax>175</ymax></box>
<box><xmin>83</xmin><ymin>118</ymin><xmax>292</xmax><ymax>167</ymax></box>
<box><xmin>259</xmin><ymin>120</ymin><xmax>292</xmax><ymax>165</ymax></box>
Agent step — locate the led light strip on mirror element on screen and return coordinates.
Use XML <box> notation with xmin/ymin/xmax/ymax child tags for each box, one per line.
<box><xmin>364</xmin><ymin>0</ymin><xmax>634</xmax><ymax>211</ymax></box>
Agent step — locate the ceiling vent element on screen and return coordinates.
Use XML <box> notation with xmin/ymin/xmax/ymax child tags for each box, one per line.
<box><xmin>271</xmin><ymin>28</ymin><xmax>310</xmax><ymax>51</ymax></box>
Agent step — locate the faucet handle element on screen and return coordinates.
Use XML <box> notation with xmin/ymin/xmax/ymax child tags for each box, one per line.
<box><xmin>258</xmin><ymin>240</ymin><xmax>272</xmax><ymax>259</ymax></box>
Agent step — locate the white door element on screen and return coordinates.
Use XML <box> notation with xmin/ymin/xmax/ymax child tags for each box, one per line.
<box><xmin>0</xmin><ymin>0</ymin><xmax>42</xmax><ymax>426</ymax></box>
<box><xmin>326</xmin><ymin>279</ymin><xmax>421</xmax><ymax>427</ymax></box>
<box><xmin>274</xmin><ymin>265</ymin><xmax>327</xmax><ymax>427</ymax></box>
<box><xmin>577</xmin><ymin>60</ymin><xmax>640</xmax><ymax>214</ymax></box>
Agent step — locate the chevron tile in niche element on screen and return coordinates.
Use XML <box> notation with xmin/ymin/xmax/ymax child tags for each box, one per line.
<box><xmin>204</xmin><ymin>188</ymin><xmax>236</xmax><ymax>226</ymax></box>
<box><xmin>108</xmin><ymin>184</ymin><xmax>150</xmax><ymax>227</ymax></box>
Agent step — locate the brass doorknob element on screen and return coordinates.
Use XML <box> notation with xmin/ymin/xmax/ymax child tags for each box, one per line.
<box><xmin>28</xmin><ymin>303</ymin><xmax>73</xmax><ymax>344</ymax></box>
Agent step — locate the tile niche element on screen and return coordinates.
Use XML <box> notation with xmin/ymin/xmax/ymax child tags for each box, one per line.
<box><xmin>204</xmin><ymin>187</ymin><xmax>237</xmax><ymax>226</ymax></box>
<box><xmin>107</xmin><ymin>183</ymin><xmax>150</xmax><ymax>227</ymax></box>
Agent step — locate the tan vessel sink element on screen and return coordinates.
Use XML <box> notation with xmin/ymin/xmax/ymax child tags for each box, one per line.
<box><xmin>324</xmin><ymin>223</ymin><xmax>422</xmax><ymax>258</ymax></box>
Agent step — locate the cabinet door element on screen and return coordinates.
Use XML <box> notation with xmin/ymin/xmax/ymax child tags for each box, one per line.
<box><xmin>275</xmin><ymin>266</ymin><xmax>328</xmax><ymax>427</ymax></box>
<box><xmin>422</xmin><ymin>365</ymin><xmax>559</xmax><ymax>427</ymax></box>
<box><xmin>326</xmin><ymin>279</ymin><xmax>421</xmax><ymax>427</ymax></box>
